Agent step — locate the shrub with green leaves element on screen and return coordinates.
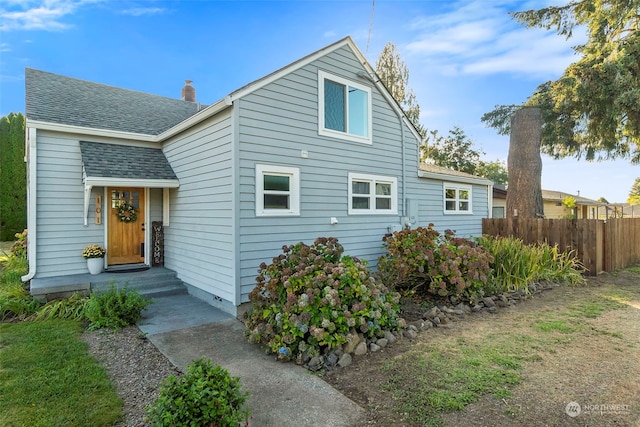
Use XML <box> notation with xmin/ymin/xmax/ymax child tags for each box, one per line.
<box><xmin>0</xmin><ymin>282</ymin><xmax>40</xmax><ymax>320</ymax></box>
<box><xmin>378</xmin><ymin>225</ymin><xmax>493</xmax><ymax>303</ymax></box>
<box><xmin>0</xmin><ymin>234</ymin><xmax>37</xmax><ymax>320</ymax></box>
<box><xmin>477</xmin><ymin>236</ymin><xmax>586</xmax><ymax>292</ymax></box>
<box><xmin>146</xmin><ymin>357</ymin><xmax>250</xmax><ymax>427</ymax></box>
<box><xmin>85</xmin><ymin>286</ymin><xmax>151</xmax><ymax>330</ymax></box>
<box><xmin>32</xmin><ymin>292</ymin><xmax>89</xmax><ymax>321</ymax></box>
<box><xmin>244</xmin><ymin>237</ymin><xmax>404</xmax><ymax>361</ymax></box>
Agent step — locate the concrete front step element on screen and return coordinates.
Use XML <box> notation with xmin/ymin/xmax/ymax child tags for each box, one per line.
<box><xmin>30</xmin><ymin>267</ymin><xmax>187</xmax><ymax>301</ymax></box>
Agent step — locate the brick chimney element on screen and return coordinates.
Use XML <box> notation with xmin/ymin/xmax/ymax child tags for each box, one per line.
<box><xmin>181</xmin><ymin>80</ymin><xmax>196</xmax><ymax>102</ymax></box>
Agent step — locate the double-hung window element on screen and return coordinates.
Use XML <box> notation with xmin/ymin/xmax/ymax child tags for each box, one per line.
<box><xmin>319</xmin><ymin>70</ymin><xmax>372</xmax><ymax>144</ymax></box>
<box><xmin>256</xmin><ymin>164</ymin><xmax>300</xmax><ymax>216</ymax></box>
<box><xmin>444</xmin><ymin>183</ymin><xmax>472</xmax><ymax>214</ymax></box>
<box><xmin>348</xmin><ymin>173</ymin><xmax>397</xmax><ymax>214</ymax></box>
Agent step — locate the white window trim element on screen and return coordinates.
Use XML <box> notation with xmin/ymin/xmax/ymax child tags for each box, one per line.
<box><xmin>318</xmin><ymin>70</ymin><xmax>373</xmax><ymax>144</ymax></box>
<box><xmin>348</xmin><ymin>172</ymin><xmax>398</xmax><ymax>215</ymax></box>
<box><xmin>443</xmin><ymin>183</ymin><xmax>473</xmax><ymax>215</ymax></box>
<box><xmin>256</xmin><ymin>164</ymin><xmax>300</xmax><ymax>216</ymax></box>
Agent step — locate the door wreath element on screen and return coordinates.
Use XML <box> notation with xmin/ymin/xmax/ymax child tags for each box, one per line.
<box><xmin>117</xmin><ymin>201</ymin><xmax>137</xmax><ymax>223</ymax></box>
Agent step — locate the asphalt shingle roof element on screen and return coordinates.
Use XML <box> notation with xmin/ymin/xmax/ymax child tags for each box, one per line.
<box><xmin>79</xmin><ymin>141</ymin><xmax>177</xmax><ymax>180</ymax></box>
<box><xmin>26</xmin><ymin>68</ymin><xmax>202</xmax><ymax>135</ymax></box>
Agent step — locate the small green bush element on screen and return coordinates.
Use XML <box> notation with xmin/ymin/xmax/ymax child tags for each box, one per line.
<box><xmin>244</xmin><ymin>237</ymin><xmax>404</xmax><ymax>361</ymax></box>
<box><xmin>146</xmin><ymin>357</ymin><xmax>250</xmax><ymax>427</ymax></box>
<box><xmin>85</xmin><ymin>286</ymin><xmax>151</xmax><ymax>330</ymax></box>
<box><xmin>0</xmin><ymin>233</ymin><xmax>36</xmax><ymax>320</ymax></box>
<box><xmin>478</xmin><ymin>236</ymin><xmax>586</xmax><ymax>292</ymax></box>
<box><xmin>32</xmin><ymin>292</ymin><xmax>89</xmax><ymax>321</ymax></box>
<box><xmin>378</xmin><ymin>225</ymin><xmax>493</xmax><ymax>303</ymax></box>
<box><xmin>0</xmin><ymin>282</ymin><xmax>40</xmax><ymax>320</ymax></box>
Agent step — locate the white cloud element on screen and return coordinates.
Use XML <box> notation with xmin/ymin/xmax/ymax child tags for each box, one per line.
<box><xmin>120</xmin><ymin>7</ymin><xmax>167</xmax><ymax>17</ymax></box>
<box><xmin>0</xmin><ymin>0</ymin><xmax>102</xmax><ymax>32</ymax></box>
<box><xmin>0</xmin><ymin>42</ymin><xmax>10</xmax><ymax>52</ymax></box>
<box><xmin>403</xmin><ymin>0</ymin><xmax>586</xmax><ymax>79</ymax></box>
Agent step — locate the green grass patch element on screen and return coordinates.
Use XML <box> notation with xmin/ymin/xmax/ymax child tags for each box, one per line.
<box><xmin>0</xmin><ymin>320</ymin><xmax>123</xmax><ymax>427</ymax></box>
<box><xmin>382</xmin><ymin>340</ymin><xmax>523</xmax><ymax>425</ymax></box>
<box><xmin>534</xmin><ymin>319</ymin><xmax>576</xmax><ymax>333</ymax></box>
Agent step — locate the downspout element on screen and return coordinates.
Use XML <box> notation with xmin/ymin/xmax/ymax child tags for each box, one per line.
<box><xmin>394</xmin><ymin>109</ymin><xmax>406</xmax><ymax>220</ymax></box>
<box><xmin>22</xmin><ymin>127</ymin><xmax>37</xmax><ymax>282</ymax></box>
<box><xmin>488</xmin><ymin>183</ymin><xmax>494</xmax><ymax>218</ymax></box>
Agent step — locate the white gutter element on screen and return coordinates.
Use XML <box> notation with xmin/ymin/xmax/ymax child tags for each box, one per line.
<box><xmin>26</xmin><ymin>120</ymin><xmax>157</xmax><ymax>142</ymax></box>
<box><xmin>27</xmin><ymin>98</ymin><xmax>232</xmax><ymax>145</ymax></box>
<box><xmin>418</xmin><ymin>170</ymin><xmax>493</xmax><ymax>186</ymax></box>
<box><xmin>22</xmin><ymin>127</ymin><xmax>38</xmax><ymax>282</ymax></box>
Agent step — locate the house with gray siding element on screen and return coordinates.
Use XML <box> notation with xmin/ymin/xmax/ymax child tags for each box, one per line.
<box><xmin>24</xmin><ymin>37</ymin><xmax>493</xmax><ymax>315</ymax></box>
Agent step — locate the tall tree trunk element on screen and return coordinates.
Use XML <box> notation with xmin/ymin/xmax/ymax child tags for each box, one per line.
<box><xmin>506</xmin><ymin>107</ymin><xmax>544</xmax><ymax>218</ymax></box>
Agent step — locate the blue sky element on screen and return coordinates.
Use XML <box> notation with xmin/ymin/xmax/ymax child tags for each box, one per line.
<box><xmin>1</xmin><ymin>0</ymin><xmax>637</xmax><ymax>202</ymax></box>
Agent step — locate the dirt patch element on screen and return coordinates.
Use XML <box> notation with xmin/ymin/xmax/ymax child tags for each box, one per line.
<box><xmin>323</xmin><ymin>270</ymin><xmax>640</xmax><ymax>426</ymax></box>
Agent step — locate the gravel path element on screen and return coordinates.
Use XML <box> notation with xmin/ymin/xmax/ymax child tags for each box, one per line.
<box><xmin>81</xmin><ymin>326</ymin><xmax>180</xmax><ymax>426</ymax></box>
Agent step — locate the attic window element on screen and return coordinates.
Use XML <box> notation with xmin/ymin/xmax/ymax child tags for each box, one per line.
<box><xmin>318</xmin><ymin>71</ymin><xmax>372</xmax><ymax>144</ymax></box>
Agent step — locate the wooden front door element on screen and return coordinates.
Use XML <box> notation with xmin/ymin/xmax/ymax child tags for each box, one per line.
<box><xmin>108</xmin><ymin>188</ymin><xmax>145</xmax><ymax>265</ymax></box>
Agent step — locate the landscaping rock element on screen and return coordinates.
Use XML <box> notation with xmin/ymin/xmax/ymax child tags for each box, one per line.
<box><xmin>384</xmin><ymin>330</ymin><xmax>397</xmax><ymax>345</ymax></box>
<box><xmin>326</xmin><ymin>352</ymin><xmax>339</xmax><ymax>367</ymax></box>
<box><xmin>482</xmin><ymin>297</ymin><xmax>496</xmax><ymax>308</ymax></box>
<box><xmin>425</xmin><ymin>307</ymin><xmax>440</xmax><ymax>318</ymax></box>
<box><xmin>455</xmin><ymin>302</ymin><xmax>471</xmax><ymax>313</ymax></box>
<box><xmin>370</xmin><ymin>343</ymin><xmax>381</xmax><ymax>352</ymax></box>
<box><xmin>354</xmin><ymin>342</ymin><xmax>368</xmax><ymax>356</ymax></box>
<box><xmin>344</xmin><ymin>332</ymin><xmax>361</xmax><ymax>354</ymax></box>
<box><xmin>376</xmin><ymin>338</ymin><xmax>388</xmax><ymax>348</ymax></box>
<box><xmin>308</xmin><ymin>356</ymin><xmax>324</xmax><ymax>371</ymax></box>
<box><xmin>337</xmin><ymin>353</ymin><xmax>352</xmax><ymax>368</ymax></box>
<box><xmin>405</xmin><ymin>329</ymin><xmax>418</xmax><ymax>340</ymax></box>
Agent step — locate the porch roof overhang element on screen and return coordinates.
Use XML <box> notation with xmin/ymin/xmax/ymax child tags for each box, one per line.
<box><xmin>80</xmin><ymin>141</ymin><xmax>179</xmax><ymax>225</ymax></box>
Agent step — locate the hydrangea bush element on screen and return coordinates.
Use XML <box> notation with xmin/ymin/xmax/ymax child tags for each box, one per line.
<box><xmin>377</xmin><ymin>225</ymin><xmax>493</xmax><ymax>303</ymax></box>
<box><xmin>244</xmin><ymin>237</ymin><xmax>404</xmax><ymax>362</ymax></box>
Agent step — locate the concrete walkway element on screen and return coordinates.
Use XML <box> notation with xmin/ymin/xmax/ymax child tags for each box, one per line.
<box><xmin>138</xmin><ymin>294</ymin><xmax>366</xmax><ymax>427</ymax></box>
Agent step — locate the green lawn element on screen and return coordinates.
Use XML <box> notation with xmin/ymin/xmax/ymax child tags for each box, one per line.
<box><xmin>0</xmin><ymin>320</ymin><xmax>123</xmax><ymax>427</ymax></box>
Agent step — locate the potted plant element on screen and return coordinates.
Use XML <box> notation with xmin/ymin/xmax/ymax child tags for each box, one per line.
<box><xmin>82</xmin><ymin>244</ymin><xmax>106</xmax><ymax>275</ymax></box>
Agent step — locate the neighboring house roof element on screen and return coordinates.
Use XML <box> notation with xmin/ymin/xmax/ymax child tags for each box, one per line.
<box><xmin>79</xmin><ymin>141</ymin><xmax>177</xmax><ymax>180</ymax></box>
<box><xmin>493</xmin><ymin>184</ymin><xmax>507</xmax><ymax>199</ymax></box>
<box><xmin>25</xmin><ymin>68</ymin><xmax>203</xmax><ymax>136</ymax></box>
<box><xmin>418</xmin><ymin>163</ymin><xmax>493</xmax><ymax>185</ymax></box>
<box><xmin>541</xmin><ymin>189</ymin><xmax>605</xmax><ymax>206</ymax></box>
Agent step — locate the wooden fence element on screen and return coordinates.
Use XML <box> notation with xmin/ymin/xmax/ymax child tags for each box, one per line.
<box><xmin>482</xmin><ymin>218</ymin><xmax>640</xmax><ymax>275</ymax></box>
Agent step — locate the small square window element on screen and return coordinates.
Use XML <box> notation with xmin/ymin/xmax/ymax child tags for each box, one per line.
<box><xmin>256</xmin><ymin>164</ymin><xmax>300</xmax><ymax>216</ymax></box>
<box><xmin>444</xmin><ymin>183</ymin><xmax>472</xmax><ymax>214</ymax></box>
<box><xmin>349</xmin><ymin>173</ymin><xmax>397</xmax><ymax>214</ymax></box>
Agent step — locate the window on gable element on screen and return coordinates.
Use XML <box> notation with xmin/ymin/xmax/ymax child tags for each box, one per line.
<box><xmin>319</xmin><ymin>71</ymin><xmax>372</xmax><ymax>143</ymax></box>
<box><xmin>256</xmin><ymin>164</ymin><xmax>300</xmax><ymax>216</ymax></box>
<box><xmin>349</xmin><ymin>173</ymin><xmax>397</xmax><ymax>214</ymax></box>
<box><xmin>444</xmin><ymin>183</ymin><xmax>472</xmax><ymax>214</ymax></box>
